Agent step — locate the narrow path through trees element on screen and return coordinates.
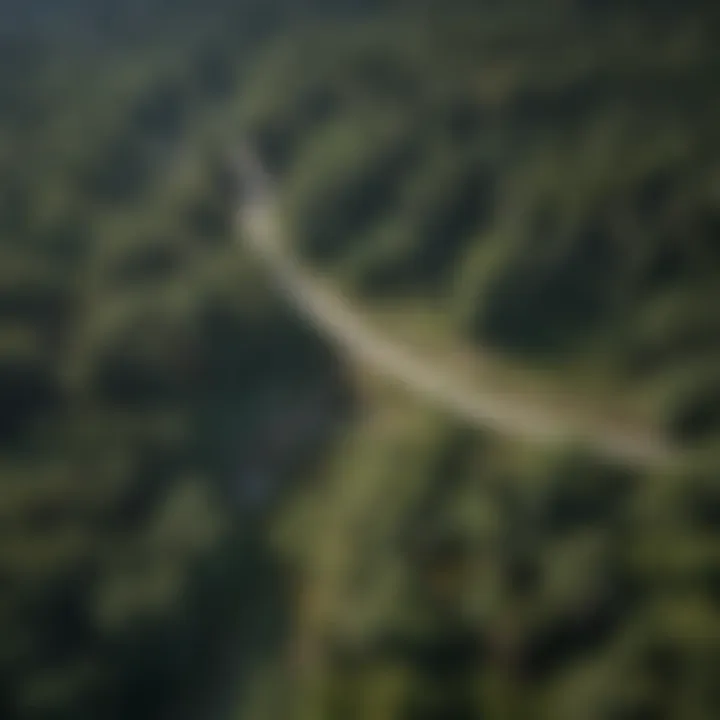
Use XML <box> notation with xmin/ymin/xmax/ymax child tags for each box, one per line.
<box><xmin>233</xmin><ymin>144</ymin><xmax>680</xmax><ymax>470</ymax></box>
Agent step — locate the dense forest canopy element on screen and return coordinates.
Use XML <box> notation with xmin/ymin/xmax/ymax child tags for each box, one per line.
<box><xmin>0</xmin><ymin>1</ymin><xmax>718</xmax><ymax>719</ymax></box>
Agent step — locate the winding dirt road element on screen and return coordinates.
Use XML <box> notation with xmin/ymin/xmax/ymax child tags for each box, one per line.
<box><xmin>233</xmin><ymin>144</ymin><xmax>680</xmax><ymax>469</ymax></box>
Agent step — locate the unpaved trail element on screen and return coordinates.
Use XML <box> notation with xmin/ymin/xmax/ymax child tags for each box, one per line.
<box><xmin>233</xmin><ymin>145</ymin><xmax>680</xmax><ymax>469</ymax></box>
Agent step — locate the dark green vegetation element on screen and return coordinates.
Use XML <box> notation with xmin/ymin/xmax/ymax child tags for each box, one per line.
<box><xmin>1</xmin><ymin>1</ymin><xmax>719</xmax><ymax>719</ymax></box>
<box><xmin>0</xmin><ymin>5</ymin><xmax>355</xmax><ymax>718</ymax></box>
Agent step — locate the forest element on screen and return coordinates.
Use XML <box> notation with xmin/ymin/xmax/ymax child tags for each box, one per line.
<box><xmin>0</xmin><ymin>1</ymin><xmax>718</xmax><ymax>718</ymax></box>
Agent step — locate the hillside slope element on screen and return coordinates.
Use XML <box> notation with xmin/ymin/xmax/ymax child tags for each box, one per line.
<box><xmin>0</xmin><ymin>2</ymin><xmax>718</xmax><ymax>720</ymax></box>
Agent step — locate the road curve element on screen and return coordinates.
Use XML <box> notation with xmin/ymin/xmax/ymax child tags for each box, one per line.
<box><xmin>232</xmin><ymin>144</ymin><xmax>680</xmax><ymax>469</ymax></box>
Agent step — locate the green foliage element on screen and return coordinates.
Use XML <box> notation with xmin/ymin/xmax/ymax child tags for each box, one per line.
<box><xmin>238</xmin><ymin>3</ymin><xmax>720</xmax><ymax>719</ymax></box>
<box><xmin>2</xmin><ymin>2</ymin><xmax>719</xmax><ymax>720</ymax></box>
<box><xmin>0</xmin><ymin>5</ymin><xmax>352</xmax><ymax>718</ymax></box>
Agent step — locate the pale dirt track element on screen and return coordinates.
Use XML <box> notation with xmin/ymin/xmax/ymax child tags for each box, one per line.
<box><xmin>234</xmin><ymin>145</ymin><xmax>680</xmax><ymax>470</ymax></box>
